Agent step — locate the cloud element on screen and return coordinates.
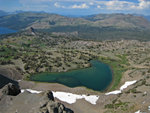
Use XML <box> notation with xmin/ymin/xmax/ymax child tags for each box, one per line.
<box><xmin>97</xmin><ymin>5</ymin><xmax>101</xmax><ymax>9</ymax></box>
<box><xmin>54</xmin><ymin>2</ymin><xmax>66</xmax><ymax>8</ymax></box>
<box><xmin>137</xmin><ymin>0</ymin><xmax>150</xmax><ymax>9</ymax></box>
<box><xmin>89</xmin><ymin>2</ymin><xmax>94</xmax><ymax>5</ymax></box>
<box><xmin>19</xmin><ymin>0</ymin><xmax>150</xmax><ymax>10</ymax></box>
<box><xmin>95</xmin><ymin>0</ymin><xmax>134</xmax><ymax>10</ymax></box>
<box><xmin>95</xmin><ymin>0</ymin><xmax>150</xmax><ymax>10</ymax></box>
<box><xmin>106</xmin><ymin>0</ymin><xmax>134</xmax><ymax>10</ymax></box>
<box><xmin>71</xmin><ymin>3</ymin><xmax>89</xmax><ymax>9</ymax></box>
<box><xmin>8</xmin><ymin>0</ymin><xmax>149</xmax><ymax>15</ymax></box>
<box><xmin>54</xmin><ymin>2</ymin><xmax>89</xmax><ymax>9</ymax></box>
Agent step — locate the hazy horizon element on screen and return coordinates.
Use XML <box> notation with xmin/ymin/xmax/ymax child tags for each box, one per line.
<box><xmin>0</xmin><ymin>9</ymin><xmax>150</xmax><ymax>17</ymax></box>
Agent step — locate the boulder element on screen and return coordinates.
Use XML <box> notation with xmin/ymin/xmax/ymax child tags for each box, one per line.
<box><xmin>41</xmin><ymin>90</ymin><xmax>54</xmax><ymax>101</ymax></box>
<box><xmin>1</xmin><ymin>83</ymin><xmax>21</xmax><ymax>96</ymax></box>
<box><xmin>47</xmin><ymin>101</ymin><xmax>65</xmax><ymax>113</ymax></box>
<box><xmin>39</xmin><ymin>101</ymin><xmax>74</xmax><ymax>113</ymax></box>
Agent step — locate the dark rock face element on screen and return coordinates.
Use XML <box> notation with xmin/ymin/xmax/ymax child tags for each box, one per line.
<box><xmin>29</xmin><ymin>27</ymin><xmax>36</xmax><ymax>35</ymax></box>
<box><xmin>30</xmin><ymin>27</ymin><xmax>35</xmax><ymax>33</ymax></box>
<box><xmin>42</xmin><ymin>90</ymin><xmax>54</xmax><ymax>101</ymax></box>
<box><xmin>1</xmin><ymin>83</ymin><xmax>21</xmax><ymax>96</ymax></box>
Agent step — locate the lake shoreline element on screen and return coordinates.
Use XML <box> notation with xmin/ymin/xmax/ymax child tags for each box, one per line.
<box><xmin>29</xmin><ymin>60</ymin><xmax>113</xmax><ymax>92</ymax></box>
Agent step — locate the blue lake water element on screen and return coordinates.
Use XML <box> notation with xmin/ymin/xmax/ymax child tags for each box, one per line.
<box><xmin>0</xmin><ymin>27</ymin><xmax>17</xmax><ymax>35</ymax></box>
<box><xmin>30</xmin><ymin>60</ymin><xmax>112</xmax><ymax>91</ymax></box>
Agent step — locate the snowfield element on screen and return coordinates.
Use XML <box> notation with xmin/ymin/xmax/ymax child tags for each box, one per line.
<box><xmin>21</xmin><ymin>80</ymin><xmax>137</xmax><ymax>105</ymax></box>
<box><xmin>105</xmin><ymin>80</ymin><xmax>137</xmax><ymax>95</ymax></box>
<box><xmin>21</xmin><ymin>89</ymin><xmax>99</xmax><ymax>105</ymax></box>
<box><xmin>53</xmin><ymin>91</ymin><xmax>99</xmax><ymax>104</ymax></box>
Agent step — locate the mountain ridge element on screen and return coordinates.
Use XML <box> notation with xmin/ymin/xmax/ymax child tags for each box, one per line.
<box><xmin>1</xmin><ymin>12</ymin><xmax>150</xmax><ymax>30</ymax></box>
<box><xmin>0</xmin><ymin>12</ymin><xmax>150</xmax><ymax>40</ymax></box>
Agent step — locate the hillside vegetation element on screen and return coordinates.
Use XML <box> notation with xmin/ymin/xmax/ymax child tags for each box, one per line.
<box><xmin>1</xmin><ymin>29</ymin><xmax>150</xmax><ymax>113</ymax></box>
<box><xmin>0</xmin><ymin>12</ymin><xmax>150</xmax><ymax>40</ymax></box>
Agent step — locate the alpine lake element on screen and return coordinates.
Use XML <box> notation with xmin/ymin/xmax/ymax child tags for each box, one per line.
<box><xmin>30</xmin><ymin>60</ymin><xmax>113</xmax><ymax>91</ymax></box>
<box><xmin>0</xmin><ymin>27</ymin><xmax>17</xmax><ymax>35</ymax></box>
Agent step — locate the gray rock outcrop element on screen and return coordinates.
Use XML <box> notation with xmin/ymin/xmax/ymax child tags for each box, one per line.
<box><xmin>0</xmin><ymin>84</ymin><xmax>73</xmax><ymax>113</ymax></box>
<box><xmin>42</xmin><ymin>90</ymin><xmax>54</xmax><ymax>101</ymax></box>
<box><xmin>39</xmin><ymin>91</ymin><xmax>74</xmax><ymax>113</ymax></box>
<box><xmin>1</xmin><ymin>83</ymin><xmax>21</xmax><ymax>96</ymax></box>
<box><xmin>39</xmin><ymin>100</ymin><xmax>73</xmax><ymax>113</ymax></box>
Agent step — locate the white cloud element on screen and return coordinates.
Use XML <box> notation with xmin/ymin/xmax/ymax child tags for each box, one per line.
<box><xmin>137</xmin><ymin>0</ymin><xmax>150</xmax><ymax>9</ymax></box>
<box><xmin>54</xmin><ymin>2</ymin><xmax>60</xmax><ymax>7</ymax></box>
<box><xmin>71</xmin><ymin>3</ymin><xmax>89</xmax><ymax>9</ymax></box>
<box><xmin>97</xmin><ymin>5</ymin><xmax>101</xmax><ymax>8</ymax></box>
<box><xmin>89</xmin><ymin>2</ymin><xmax>94</xmax><ymax>5</ymax></box>
<box><xmin>54</xmin><ymin>2</ymin><xmax>66</xmax><ymax>8</ymax></box>
<box><xmin>95</xmin><ymin>0</ymin><xmax>135</xmax><ymax>10</ymax></box>
<box><xmin>107</xmin><ymin>1</ymin><xmax>133</xmax><ymax>10</ymax></box>
<box><xmin>17</xmin><ymin>0</ymin><xmax>150</xmax><ymax>15</ymax></box>
<box><xmin>54</xmin><ymin>2</ymin><xmax>89</xmax><ymax>9</ymax></box>
<box><xmin>95</xmin><ymin>0</ymin><xmax>150</xmax><ymax>10</ymax></box>
<box><xmin>19</xmin><ymin>0</ymin><xmax>150</xmax><ymax>10</ymax></box>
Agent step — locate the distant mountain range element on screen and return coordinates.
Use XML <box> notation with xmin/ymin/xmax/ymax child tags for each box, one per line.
<box><xmin>0</xmin><ymin>11</ymin><xmax>150</xmax><ymax>40</ymax></box>
<box><xmin>0</xmin><ymin>10</ymin><xmax>8</xmax><ymax>16</ymax></box>
<box><xmin>0</xmin><ymin>10</ymin><xmax>47</xmax><ymax>17</ymax></box>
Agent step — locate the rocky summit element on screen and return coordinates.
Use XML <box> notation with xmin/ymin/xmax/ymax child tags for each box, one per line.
<box><xmin>0</xmin><ymin>83</ymin><xmax>74</xmax><ymax>113</ymax></box>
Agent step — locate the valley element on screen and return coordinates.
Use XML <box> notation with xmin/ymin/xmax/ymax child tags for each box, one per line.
<box><xmin>0</xmin><ymin>29</ymin><xmax>150</xmax><ymax>112</ymax></box>
<box><xmin>0</xmin><ymin>11</ymin><xmax>150</xmax><ymax>113</ymax></box>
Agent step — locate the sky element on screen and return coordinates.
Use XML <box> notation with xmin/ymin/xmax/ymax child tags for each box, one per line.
<box><xmin>0</xmin><ymin>0</ymin><xmax>150</xmax><ymax>15</ymax></box>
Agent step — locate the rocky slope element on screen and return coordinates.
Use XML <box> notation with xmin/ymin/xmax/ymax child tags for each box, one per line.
<box><xmin>0</xmin><ymin>83</ymin><xmax>74</xmax><ymax>113</ymax></box>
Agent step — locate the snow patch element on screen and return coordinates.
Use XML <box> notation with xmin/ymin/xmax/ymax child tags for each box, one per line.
<box><xmin>135</xmin><ymin>110</ymin><xmax>141</xmax><ymax>113</ymax></box>
<box><xmin>21</xmin><ymin>89</ymin><xmax>25</xmax><ymax>93</ymax></box>
<box><xmin>82</xmin><ymin>95</ymin><xmax>99</xmax><ymax>105</ymax></box>
<box><xmin>52</xmin><ymin>92</ymin><xmax>82</xmax><ymax>104</ymax></box>
<box><xmin>21</xmin><ymin>89</ymin><xmax>42</xmax><ymax>94</ymax></box>
<box><xmin>105</xmin><ymin>90</ymin><xmax>121</xmax><ymax>95</ymax></box>
<box><xmin>26</xmin><ymin>89</ymin><xmax>42</xmax><ymax>94</ymax></box>
<box><xmin>52</xmin><ymin>91</ymin><xmax>99</xmax><ymax>105</ymax></box>
<box><xmin>21</xmin><ymin>89</ymin><xmax>99</xmax><ymax>105</ymax></box>
<box><xmin>105</xmin><ymin>80</ymin><xmax>137</xmax><ymax>95</ymax></box>
<box><xmin>120</xmin><ymin>80</ymin><xmax>137</xmax><ymax>90</ymax></box>
<box><xmin>148</xmin><ymin>106</ymin><xmax>150</xmax><ymax>111</ymax></box>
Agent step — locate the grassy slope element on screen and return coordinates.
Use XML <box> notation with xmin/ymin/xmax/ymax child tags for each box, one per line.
<box><xmin>99</xmin><ymin>54</ymin><xmax>129</xmax><ymax>90</ymax></box>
